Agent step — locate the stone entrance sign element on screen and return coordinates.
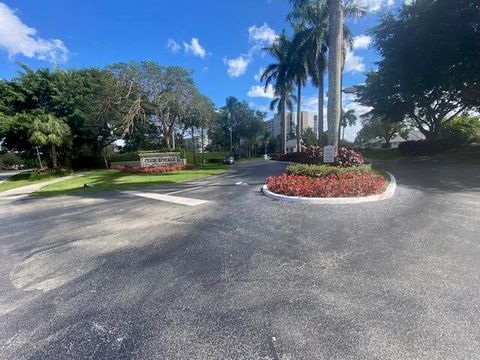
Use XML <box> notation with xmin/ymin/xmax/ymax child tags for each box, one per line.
<box><xmin>139</xmin><ymin>152</ymin><xmax>183</xmax><ymax>167</ymax></box>
<box><xmin>323</xmin><ymin>146</ymin><xmax>335</xmax><ymax>164</ymax></box>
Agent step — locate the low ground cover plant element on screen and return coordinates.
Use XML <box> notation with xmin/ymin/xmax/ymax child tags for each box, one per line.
<box><xmin>266</xmin><ymin>173</ymin><xmax>386</xmax><ymax>198</ymax></box>
<box><xmin>286</xmin><ymin>163</ymin><xmax>373</xmax><ymax>177</ymax></box>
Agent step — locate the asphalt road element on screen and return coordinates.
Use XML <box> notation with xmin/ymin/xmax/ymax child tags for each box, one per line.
<box><xmin>0</xmin><ymin>171</ymin><xmax>20</xmax><ymax>182</ymax></box>
<box><xmin>0</xmin><ymin>159</ymin><xmax>479</xmax><ymax>359</ymax></box>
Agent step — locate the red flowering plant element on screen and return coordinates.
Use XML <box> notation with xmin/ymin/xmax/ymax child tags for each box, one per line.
<box><xmin>335</xmin><ymin>147</ymin><xmax>364</xmax><ymax>167</ymax></box>
<box><xmin>112</xmin><ymin>164</ymin><xmax>185</xmax><ymax>174</ymax></box>
<box><xmin>266</xmin><ymin>173</ymin><xmax>386</xmax><ymax>198</ymax></box>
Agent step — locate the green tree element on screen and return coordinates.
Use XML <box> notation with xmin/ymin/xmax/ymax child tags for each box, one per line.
<box><xmin>29</xmin><ymin>114</ymin><xmax>72</xmax><ymax>168</ymax></box>
<box><xmin>355</xmin><ymin>116</ymin><xmax>405</xmax><ymax>147</ymax></box>
<box><xmin>302</xmin><ymin>127</ymin><xmax>318</xmax><ymax>147</ymax></box>
<box><xmin>358</xmin><ymin>0</ymin><xmax>480</xmax><ymax>140</ymax></box>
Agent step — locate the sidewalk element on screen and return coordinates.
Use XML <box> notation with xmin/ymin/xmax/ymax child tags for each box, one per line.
<box><xmin>0</xmin><ymin>176</ymin><xmax>75</xmax><ymax>201</ymax></box>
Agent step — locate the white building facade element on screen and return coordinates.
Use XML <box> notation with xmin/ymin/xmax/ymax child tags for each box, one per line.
<box><xmin>265</xmin><ymin>111</ymin><xmax>319</xmax><ymax>139</ymax></box>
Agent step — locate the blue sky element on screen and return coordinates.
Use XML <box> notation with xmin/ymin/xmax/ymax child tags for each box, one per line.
<box><xmin>0</xmin><ymin>0</ymin><xmax>402</xmax><ymax>140</ymax></box>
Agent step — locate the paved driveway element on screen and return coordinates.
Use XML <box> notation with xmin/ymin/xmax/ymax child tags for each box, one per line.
<box><xmin>0</xmin><ymin>159</ymin><xmax>479</xmax><ymax>359</ymax></box>
<box><xmin>0</xmin><ymin>171</ymin><xmax>20</xmax><ymax>182</ymax></box>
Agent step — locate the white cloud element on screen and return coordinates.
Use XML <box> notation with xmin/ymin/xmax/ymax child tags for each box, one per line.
<box><xmin>0</xmin><ymin>2</ymin><xmax>69</xmax><ymax>63</ymax></box>
<box><xmin>224</xmin><ymin>23</ymin><xmax>277</xmax><ymax>78</ymax></box>
<box><xmin>247</xmin><ymin>84</ymin><xmax>275</xmax><ymax>99</ymax></box>
<box><xmin>183</xmin><ymin>38</ymin><xmax>207</xmax><ymax>58</ymax></box>
<box><xmin>353</xmin><ymin>35</ymin><xmax>372</xmax><ymax>50</ymax></box>
<box><xmin>358</xmin><ymin>0</ymin><xmax>394</xmax><ymax>12</ymax></box>
<box><xmin>166</xmin><ymin>38</ymin><xmax>181</xmax><ymax>53</ymax></box>
<box><xmin>248</xmin><ymin>23</ymin><xmax>278</xmax><ymax>46</ymax></box>
<box><xmin>224</xmin><ymin>55</ymin><xmax>250</xmax><ymax>77</ymax></box>
<box><xmin>254</xmin><ymin>67</ymin><xmax>265</xmax><ymax>81</ymax></box>
<box><xmin>344</xmin><ymin>51</ymin><xmax>365</xmax><ymax>73</ymax></box>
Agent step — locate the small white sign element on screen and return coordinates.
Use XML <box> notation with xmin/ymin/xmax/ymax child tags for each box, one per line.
<box><xmin>323</xmin><ymin>146</ymin><xmax>335</xmax><ymax>163</ymax></box>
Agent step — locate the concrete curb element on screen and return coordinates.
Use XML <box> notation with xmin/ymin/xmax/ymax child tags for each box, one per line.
<box><xmin>261</xmin><ymin>172</ymin><xmax>397</xmax><ymax>204</ymax></box>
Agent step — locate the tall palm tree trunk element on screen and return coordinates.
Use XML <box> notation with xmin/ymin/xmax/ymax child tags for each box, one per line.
<box><xmin>327</xmin><ymin>0</ymin><xmax>343</xmax><ymax>152</ymax></box>
<box><xmin>282</xmin><ymin>99</ymin><xmax>287</xmax><ymax>154</ymax></box>
<box><xmin>318</xmin><ymin>73</ymin><xmax>324</xmax><ymax>146</ymax></box>
<box><xmin>296</xmin><ymin>81</ymin><xmax>302</xmax><ymax>152</ymax></box>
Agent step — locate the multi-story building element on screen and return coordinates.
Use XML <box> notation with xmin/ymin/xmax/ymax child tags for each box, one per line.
<box><xmin>265</xmin><ymin>110</ymin><xmax>319</xmax><ymax>140</ymax></box>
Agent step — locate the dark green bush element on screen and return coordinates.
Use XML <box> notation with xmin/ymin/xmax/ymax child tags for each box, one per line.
<box><xmin>441</xmin><ymin>116</ymin><xmax>480</xmax><ymax>144</ymax></box>
<box><xmin>0</xmin><ymin>153</ymin><xmax>24</xmax><ymax>167</ymax></box>
<box><xmin>286</xmin><ymin>163</ymin><xmax>373</xmax><ymax>177</ymax></box>
<box><xmin>111</xmin><ymin>152</ymin><xmax>140</xmax><ymax>162</ymax></box>
<box><xmin>183</xmin><ymin>151</ymin><xmax>225</xmax><ymax>164</ymax></box>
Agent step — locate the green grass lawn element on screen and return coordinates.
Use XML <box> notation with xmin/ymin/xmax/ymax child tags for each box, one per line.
<box><xmin>34</xmin><ymin>163</ymin><xmax>227</xmax><ymax>197</ymax></box>
<box><xmin>0</xmin><ymin>170</ymin><xmax>71</xmax><ymax>193</ymax></box>
<box><xmin>364</xmin><ymin>147</ymin><xmax>480</xmax><ymax>163</ymax></box>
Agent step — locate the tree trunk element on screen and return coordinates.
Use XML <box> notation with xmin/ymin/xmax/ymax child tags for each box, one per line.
<box><xmin>297</xmin><ymin>80</ymin><xmax>302</xmax><ymax>152</ymax></box>
<box><xmin>327</xmin><ymin>0</ymin><xmax>343</xmax><ymax>153</ymax></box>
<box><xmin>282</xmin><ymin>99</ymin><xmax>287</xmax><ymax>154</ymax></box>
<box><xmin>103</xmin><ymin>150</ymin><xmax>109</xmax><ymax>169</ymax></box>
<box><xmin>51</xmin><ymin>144</ymin><xmax>58</xmax><ymax>169</ymax></box>
<box><xmin>318</xmin><ymin>74</ymin><xmax>324</xmax><ymax>146</ymax></box>
<box><xmin>191</xmin><ymin>126</ymin><xmax>197</xmax><ymax>164</ymax></box>
<box><xmin>201</xmin><ymin>127</ymin><xmax>205</xmax><ymax>165</ymax></box>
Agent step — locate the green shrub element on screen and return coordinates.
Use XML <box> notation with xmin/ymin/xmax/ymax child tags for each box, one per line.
<box><xmin>441</xmin><ymin>116</ymin><xmax>480</xmax><ymax>144</ymax></box>
<box><xmin>111</xmin><ymin>152</ymin><xmax>140</xmax><ymax>162</ymax></box>
<box><xmin>286</xmin><ymin>163</ymin><xmax>373</xmax><ymax>178</ymax></box>
<box><xmin>0</xmin><ymin>153</ymin><xmax>24</xmax><ymax>167</ymax></box>
<box><xmin>183</xmin><ymin>151</ymin><xmax>225</xmax><ymax>164</ymax></box>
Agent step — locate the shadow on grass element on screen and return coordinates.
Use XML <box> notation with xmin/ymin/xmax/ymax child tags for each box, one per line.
<box><xmin>33</xmin><ymin>167</ymin><xmax>227</xmax><ymax>198</ymax></box>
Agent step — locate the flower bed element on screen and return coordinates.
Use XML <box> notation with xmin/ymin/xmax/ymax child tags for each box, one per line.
<box><xmin>271</xmin><ymin>146</ymin><xmax>365</xmax><ymax>166</ymax></box>
<box><xmin>111</xmin><ymin>163</ymin><xmax>196</xmax><ymax>174</ymax></box>
<box><xmin>266</xmin><ymin>172</ymin><xmax>386</xmax><ymax>198</ymax></box>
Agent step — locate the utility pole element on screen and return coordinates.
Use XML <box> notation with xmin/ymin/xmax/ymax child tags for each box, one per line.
<box><xmin>35</xmin><ymin>146</ymin><xmax>43</xmax><ymax>168</ymax></box>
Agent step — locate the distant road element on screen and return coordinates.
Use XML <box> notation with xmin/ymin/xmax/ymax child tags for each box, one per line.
<box><xmin>0</xmin><ymin>171</ymin><xmax>20</xmax><ymax>182</ymax></box>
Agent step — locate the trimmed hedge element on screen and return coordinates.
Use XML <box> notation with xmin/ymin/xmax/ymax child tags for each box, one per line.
<box><xmin>183</xmin><ymin>151</ymin><xmax>225</xmax><ymax>164</ymax></box>
<box><xmin>271</xmin><ymin>147</ymin><xmax>365</xmax><ymax>166</ymax></box>
<box><xmin>398</xmin><ymin>138</ymin><xmax>464</xmax><ymax>155</ymax></box>
<box><xmin>286</xmin><ymin>163</ymin><xmax>373</xmax><ymax>178</ymax></box>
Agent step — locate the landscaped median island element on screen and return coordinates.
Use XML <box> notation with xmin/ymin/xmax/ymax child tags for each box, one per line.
<box><xmin>264</xmin><ymin>147</ymin><xmax>395</xmax><ymax>203</ymax></box>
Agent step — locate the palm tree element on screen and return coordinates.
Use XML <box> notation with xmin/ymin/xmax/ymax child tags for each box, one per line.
<box><xmin>29</xmin><ymin>113</ymin><xmax>72</xmax><ymax>169</ymax></box>
<box><xmin>287</xmin><ymin>44</ymin><xmax>309</xmax><ymax>152</ymax></box>
<box><xmin>289</xmin><ymin>1</ymin><xmax>328</xmax><ymax>145</ymax></box>
<box><xmin>340</xmin><ymin>108</ymin><xmax>357</xmax><ymax>140</ymax></box>
<box><xmin>262</xmin><ymin>31</ymin><xmax>294</xmax><ymax>154</ymax></box>
<box><xmin>327</xmin><ymin>0</ymin><xmax>343</xmax><ymax>150</ymax></box>
<box><xmin>288</xmin><ymin>0</ymin><xmax>364</xmax><ymax>147</ymax></box>
<box><xmin>269</xmin><ymin>87</ymin><xmax>296</xmax><ymax>153</ymax></box>
<box><xmin>327</xmin><ymin>0</ymin><xmax>365</xmax><ymax>149</ymax></box>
